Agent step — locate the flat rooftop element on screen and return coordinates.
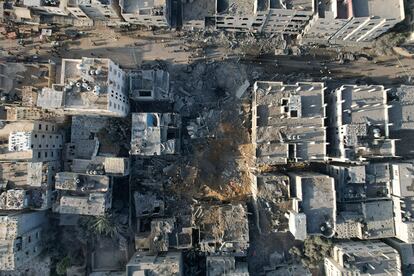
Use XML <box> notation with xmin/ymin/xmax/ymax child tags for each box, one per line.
<box><xmin>270</xmin><ymin>0</ymin><xmax>314</xmax><ymax>11</ymax></box>
<box><xmin>55</xmin><ymin>172</ymin><xmax>110</xmax><ymax>193</ymax></box>
<box><xmin>182</xmin><ymin>0</ymin><xmax>215</xmax><ymax>21</ymax></box>
<box><xmin>253</xmin><ymin>81</ymin><xmax>326</xmax><ymax>165</ymax></box>
<box><xmin>293</xmin><ymin>173</ymin><xmax>335</xmax><ymax>234</ymax></box>
<box><xmin>352</xmin><ymin>0</ymin><xmax>404</xmax><ymax>19</ymax></box>
<box><xmin>216</xmin><ymin>0</ymin><xmax>255</xmax><ymax>15</ymax></box>
<box><xmin>121</xmin><ymin>0</ymin><xmax>166</xmax><ymax>14</ymax></box>
<box><xmin>59</xmin><ymin>58</ymin><xmax>112</xmax><ymax>110</ymax></box>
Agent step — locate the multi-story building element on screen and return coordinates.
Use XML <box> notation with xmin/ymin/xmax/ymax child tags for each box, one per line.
<box><xmin>0</xmin><ymin>121</ymin><xmax>63</xmax><ymax>162</ymax></box>
<box><xmin>0</xmin><ymin>211</ymin><xmax>48</xmax><ymax>271</ymax></box>
<box><xmin>390</xmin><ymin>162</ymin><xmax>414</xmax><ymax>243</ymax></box>
<box><xmin>327</xmin><ymin>85</ymin><xmax>395</xmax><ymax>162</ymax></box>
<box><xmin>288</xmin><ymin>172</ymin><xmax>336</xmax><ymax>240</ymax></box>
<box><xmin>54</xmin><ymin>172</ymin><xmax>112</xmax><ymax>216</ymax></box>
<box><xmin>303</xmin><ymin>0</ymin><xmax>405</xmax><ymax>44</ymax></box>
<box><xmin>37</xmin><ymin>58</ymin><xmax>129</xmax><ymax>117</ymax></box>
<box><xmin>120</xmin><ymin>0</ymin><xmax>171</xmax><ymax>27</ymax></box>
<box><xmin>389</xmin><ymin>85</ymin><xmax>414</xmax><ymax>157</ymax></box>
<box><xmin>252</xmin><ymin>81</ymin><xmax>326</xmax><ymax>165</ymax></box>
<box><xmin>130</xmin><ymin>113</ymin><xmax>181</xmax><ymax>156</ymax></box>
<box><xmin>324</xmin><ymin>240</ymin><xmax>402</xmax><ymax>276</ymax></box>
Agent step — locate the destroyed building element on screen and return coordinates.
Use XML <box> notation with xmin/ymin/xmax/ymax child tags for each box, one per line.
<box><xmin>288</xmin><ymin>172</ymin><xmax>336</xmax><ymax>240</ymax></box>
<box><xmin>37</xmin><ymin>58</ymin><xmax>129</xmax><ymax>117</ymax></box>
<box><xmin>126</xmin><ymin>251</ymin><xmax>183</xmax><ymax>276</ymax></box>
<box><xmin>135</xmin><ymin>217</ymin><xmax>193</xmax><ymax>254</ymax></box>
<box><xmin>54</xmin><ymin>172</ymin><xmax>112</xmax><ymax>216</ymax></box>
<box><xmin>389</xmin><ymin>85</ymin><xmax>414</xmax><ymax>157</ymax></box>
<box><xmin>254</xmin><ymin>173</ymin><xmax>291</xmax><ymax>233</ymax></box>
<box><xmin>303</xmin><ymin>0</ymin><xmax>405</xmax><ymax>44</ymax></box>
<box><xmin>0</xmin><ymin>211</ymin><xmax>47</xmax><ymax>271</ymax></box>
<box><xmin>0</xmin><ymin>121</ymin><xmax>63</xmax><ymax>162</ymax></box>
<box><xmin>206</xmin><ymin>256</ymin><xmax>249</xmax><ymax>276</ymax></box>
<box><xmin>129</xmin><ymin>69</ymin><xmax>170</xmax><ymax>102</ymax></box>
<box><xmin>324</xmin><ymin>240</ymin><xmax>402</xmax><ymax>276</ymax></box>
<box><xmin>120</xmin><ymin>0</ymin><xmax>172</xmax><ymax>27</ymax></box>
<box><xmin>327</xmin><ymin>85</ymin><xmax>395</xmax><ymax>162</ymax></box>
<box><xmin>130</xmin><ymin>113</ymin><xmax>181</xmax><ymax>156</ymax></box>
<box><xmin>0</xmin><ymin>161</ymin><xmax>58</xmax><ymax>210</ymax></box>
<box><xmin>192</xmin><ymin>203</ymin><xmax>249</xmax><ymax>256</ymax></box>
<box><xmin>252</xmin><ymin>81</ymin><xmax>326</xmax><ymax>165</ymax></box>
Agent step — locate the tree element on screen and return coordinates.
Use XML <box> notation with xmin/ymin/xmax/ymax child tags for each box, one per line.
<box><xmin>80</xmin><ymin>214</ymin><xmax>126</xmax><ymax>238</ymax></box>
<box><xmin>56</xmin><ymin>256</ymin><xmax>71</xmax><ymax>275</ymax></box>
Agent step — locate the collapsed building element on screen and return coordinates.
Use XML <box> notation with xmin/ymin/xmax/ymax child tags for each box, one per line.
<box><xmin>54</xmin><ymin>171</ymin><xmax>112</xmax><ymax>216</ymax></box>
<box><xmin>37</xmin><ymin>57</ymin><xmax>129</xmax><ymax>117</ymax></box>
<box><xmin>327</xmin><ymin>85</ymin><xmax>395</xmax><ymax>163</ymax></box>
<box><xmin>303</xmin><ymin>0</ymin><xmax>405</xmax><ymax>45</ymax></box>
<box><xmin>0</xmin><ymin>211</ymin><xmax>48</xmax><ymax>271</ymax></box>
<box><xmin>192</xmin><ymin>203</ymin><xmax>249</xmax><ymax>256</ymax></box>
<box><xmin>254</xmin><ymin>173</ymin><xmax>291</xmax><ymax>233</ymax></box>
<box><xmin>252</xmin><ymin>81</ymin><xmax>327</xmax><ymax>165</ymax></box>
<box><xmin>130</xmin><ymin>113</ymin><xmax>181</xmax><ymax>156</ymax></box>
<box><xmin>324</xmin><ymin>240</ymin><xmax>402</xmax><ymax>276</ymax></box>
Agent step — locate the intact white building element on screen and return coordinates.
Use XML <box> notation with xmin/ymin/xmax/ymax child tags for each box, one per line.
<box><xmin>120</xmin><ymin>0</ymin><xmax>171</xmax><ymax>27</ymax></box>
<box><xmin>0</xmin><ymin>121</ymin><xmax>63</xmax><ymax>162</ymax></box>
<box><xmin>303</xmin><ymin>0</ymin><xmax>405</xmax><ymax>44</ymax></box>
<box><xmin>37</xmin><ymin>57</ymin><xmax>129</xmax><ymax>117</ymax></box>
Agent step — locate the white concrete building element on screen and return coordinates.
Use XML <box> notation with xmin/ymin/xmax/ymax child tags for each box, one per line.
<box><xmin>129</xmin><ymin>69</ymin><xmax>170</xmax><ymax>102</ymax></box>
<box><xmin>120</xmin><ymin>0</ymin><xmax>171</xmax><ymax>27</ymax></box>
<box><xmin>0</xmin><ymin>121</ymin><xmax>63</xmax><ymax>162</ymax></box>
<box><xmin>303</xmin><ymin>0</ymin><xmax>405</xmax><ymax>44</ymax></box>
<box><xmin>327</xmin><ymin>85</ymin><xmax>395</xmax><ymax>162</ymax></box>
<box><xmin>325</xmin><ymin>240</ymin><xmax>402</xmax><ymax>276</ymax></box>
<box><xmin>37</xmin><ymin>57</ymin><xmax>129</xmax><ymax>117</ymax></box>
<box><xmin>252</xmin><ymin>81</ymin><xmax>326</xmax><ymax>165</ymax></box>
<box><xmin>288</xmin><ymin>172</ymin><xmax>336</xmax><ymax>240</ymax></box>
<box><xmin>390</xmin><ymin>162</ymin><xmax>414</xmax><ymax>243</ymax></box>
